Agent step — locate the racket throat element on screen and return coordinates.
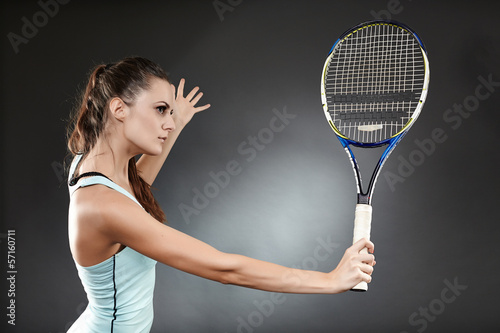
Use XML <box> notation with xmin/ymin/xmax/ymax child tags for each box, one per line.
<box><xmin>357</xmin><ymin>167</ymin><xmax>380</xmax><ymax>205</ymax></box>
<box><xmin>357</xmin><ymin>193</ymin><xmax>370</xmax><ymax>205</ymax></box>
<box><xmin>345</xmin><ymin>145</ymin><xmax>374</xmax><ymax>205</ymax></box>
<box><xmin>359</xmin><ymin>165</ymin><xmax>381</xmax><ymax>205</ymax></box>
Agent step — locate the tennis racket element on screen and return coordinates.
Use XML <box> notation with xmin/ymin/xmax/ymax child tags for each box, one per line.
<box><xmin>320</xmin><ymin>20</ymin><xmax>430</xmax><ymax>291</ymax></box>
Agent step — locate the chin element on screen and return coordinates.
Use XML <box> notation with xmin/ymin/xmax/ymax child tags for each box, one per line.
<box><xmin>138</xmin><ymin>146</ymin><xmax>162</xmax><ymax>157</ymax></box>
<box><xmin>145</xmin><ymin>149</ymin><xmax>162</xmax><ymax>156</ymax></box>
<box><xmin>152</xmin><ymin>146</ymin><xmax>164</xmax><ymax>156</ymax></box>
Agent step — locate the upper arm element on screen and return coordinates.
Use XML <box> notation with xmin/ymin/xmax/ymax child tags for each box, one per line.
<box><xmin>100</xmin><ymin>191</ymin><xmax>236</xmax><ymax>283</ymax></box>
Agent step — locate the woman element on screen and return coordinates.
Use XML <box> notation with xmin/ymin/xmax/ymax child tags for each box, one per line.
<box><xmin>66</xmin><ymin>57</ymin><xmax>375</xmax><ymax>332</ymax></box>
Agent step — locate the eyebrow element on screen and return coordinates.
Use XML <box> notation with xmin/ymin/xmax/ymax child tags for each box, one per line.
<box><xmin>157</xmin><ymin>101</ymin><xmax>170</xmax><ymax>109</ymax></box>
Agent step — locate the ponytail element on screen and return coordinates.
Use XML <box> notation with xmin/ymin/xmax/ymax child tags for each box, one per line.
<box><xmin>67</xmin><ymin>64</ymin><xmax>108</xmax><ymax>155</ymax></box>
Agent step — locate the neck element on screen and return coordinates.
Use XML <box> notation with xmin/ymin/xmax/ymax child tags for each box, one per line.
<box><xmin>80</xmin><ymin>133</ymin><xmax>134</xmax><ymax>187</ymax></box>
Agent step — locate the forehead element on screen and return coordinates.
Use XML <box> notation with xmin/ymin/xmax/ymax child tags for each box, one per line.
<box><xmin>137</xmin><ymin>78</ymin><xmax>173</xmax><ymax>103</ymax></box>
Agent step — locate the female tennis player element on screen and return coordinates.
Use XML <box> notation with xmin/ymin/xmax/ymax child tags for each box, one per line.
<box><xmin>66</xmin><ymin>57</ymin><xmax>375</xmax><ymax>332</ymax></box>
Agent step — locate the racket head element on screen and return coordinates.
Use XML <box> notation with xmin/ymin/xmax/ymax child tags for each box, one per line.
<box><xmin>321</xmin><ymin>20</ymin><xmax>430</xmax><ymax>148</ymax></box>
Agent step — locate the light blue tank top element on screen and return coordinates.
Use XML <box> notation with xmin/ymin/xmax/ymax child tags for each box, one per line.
<box><xmin>67</xmin><ymin>154</ymin><xmax>157</xmax><ymax>333</ymax></box>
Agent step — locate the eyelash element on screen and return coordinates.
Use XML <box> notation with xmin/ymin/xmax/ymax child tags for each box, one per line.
<box><xmin>156</xmin><ymin>106</ymin><xmax>173</xmax><ymax>115</ymax></box>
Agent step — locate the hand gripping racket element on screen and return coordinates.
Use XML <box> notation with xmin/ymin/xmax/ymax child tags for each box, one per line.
<box><xmin>320</xmin><ymin>20</ymin><xmax>430</xmax><ymax>291</ymax></box>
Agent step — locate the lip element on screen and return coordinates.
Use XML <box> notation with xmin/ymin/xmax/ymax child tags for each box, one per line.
<box><xmin>158</xmin><ymin>136</ymin><xmax>167</xmax><ymax>143</ymax></box>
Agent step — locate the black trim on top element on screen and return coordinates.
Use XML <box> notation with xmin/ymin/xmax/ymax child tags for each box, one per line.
<box><xmin>111</xmin><ymin>255</ymin><xmax>117</xmax><ymax>332</ymax></box>
<box><xmin>69</xmin><ymin>172</ymin><xmax>112</xmax><ymax>186</ymax></box>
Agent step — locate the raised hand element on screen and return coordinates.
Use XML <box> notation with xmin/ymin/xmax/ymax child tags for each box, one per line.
<box><xmin>173</xmin><ymin>78</ymin><xmax>211</xmax><ymax>129</ymax></box>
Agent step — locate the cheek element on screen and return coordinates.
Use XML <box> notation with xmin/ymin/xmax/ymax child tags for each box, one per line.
<box><xmin>130</xmin><ymin>112</ymin><xmax>156</xmax><ymax>132</ymax></box>
<box><xmin>124</xmin><ymin>114</ymin><xmax>147</xmax><ymax>141</ymax></box>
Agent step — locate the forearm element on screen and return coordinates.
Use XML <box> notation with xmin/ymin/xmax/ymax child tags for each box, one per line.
<box><xmin>220</xmin><ymin>254</ymin><xmax>337</xmax><ymax>294</ymax></box>
<box><xmin>136</xmin><ymin>125</ymin><xmax>184</xmax><ymax>185</ymax></box>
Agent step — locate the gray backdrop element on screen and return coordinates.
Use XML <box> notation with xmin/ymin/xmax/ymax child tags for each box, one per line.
<box><xmin>1</xmin><ymin>0</ymin><xmax>499</xmax><ymax>332</ymax></box>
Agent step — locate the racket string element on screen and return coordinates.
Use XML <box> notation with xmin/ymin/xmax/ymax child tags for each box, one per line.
<box><xmin>325</xmin><ymin>23</ymin><xmax>425</xmax><ymax>143</ymax></box>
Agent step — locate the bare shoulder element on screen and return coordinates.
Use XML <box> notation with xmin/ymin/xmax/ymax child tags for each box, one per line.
<box><xmin>69</xmin><ymin>184</ymin><xmax>142</xmax><ymax>266</ymax></box>
<box><xmin>70</xmin><ymin>184</ymin><xmax>120</xmax><ymax>228</ymax></box>
<box><xmin>69</xmin><ymin>184</ymin><xmax>150</xmax><ymax>236</ymax></box>
<box><xmin>69</xmin><ymin>183</ymin><xmax>166</xmax><ymax>251</ymax></box>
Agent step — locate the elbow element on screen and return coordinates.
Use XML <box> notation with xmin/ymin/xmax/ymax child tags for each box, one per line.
<box><xmin>217</xmin><ymin>270</ymin><xmax>252</xmax><ymax>288</ymax></box>
<box><xmin>212</xmin><ymin>254</ymin><xmax>249</xmax><ymax>287</ymax></box>
<box><xmin>217</xmin><ymin>271</ymin><xmax>233</xmax><ymax>285</ymax></box>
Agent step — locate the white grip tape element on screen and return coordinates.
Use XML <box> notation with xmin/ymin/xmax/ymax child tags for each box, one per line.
<box><xmin>351</xmin><ymin>204</ymin><xmax>372</xmax><ymax>292</ymax></box>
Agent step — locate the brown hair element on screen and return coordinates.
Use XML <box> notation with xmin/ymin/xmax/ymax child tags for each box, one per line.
<box><xmin>67</xmin><ymin>57</ymin><xmax>168</xmax><ymax>222</ymax></box>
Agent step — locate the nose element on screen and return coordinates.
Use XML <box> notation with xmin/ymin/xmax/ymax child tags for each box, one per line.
<box><xmin>162</xmin><ymin>113</ymin><xmax>176</xmax><ymax>132</ymax></box>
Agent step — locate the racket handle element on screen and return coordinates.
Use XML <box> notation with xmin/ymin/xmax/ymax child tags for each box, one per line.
<box><xmin>351</xmin><ymin>204</ymin><xmax>372</xmax><ymax>292</ymax></box>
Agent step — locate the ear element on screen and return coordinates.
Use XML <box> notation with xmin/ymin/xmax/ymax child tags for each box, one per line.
<box><xmin>109</xmin><ymin>97</ymin><xmax>128</xmax><ymax>122</ymax></box>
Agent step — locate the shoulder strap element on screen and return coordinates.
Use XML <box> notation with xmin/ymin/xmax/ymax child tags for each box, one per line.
<box><xmin>68</xmin><ymin>154</ymin><xmax>83</xmax><ymax>182</ymax></box>
<box><xmin>75</xmin><ymin>176</ymin><xmax>142</xmax><ymax>207</ymax></box>
<box><xmin>69</xmin><ymin>171</ymin><xmax>111</xmax><ymax>186</ymax></box>
<box><xmin>68</xmin><ymin>154</ymin><xmax>143</xmax><ymax>208</ymax></box>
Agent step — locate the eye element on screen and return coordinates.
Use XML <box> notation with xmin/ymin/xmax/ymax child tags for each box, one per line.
<box><xmin>156</xmin><ymin>106</ymin><xmax>167</xmax><ymax>114</ymax></box>
<box><xmin>170</xmin><ymin>109</ymin><xmax>174</xmax><ymax>116</ymax></box>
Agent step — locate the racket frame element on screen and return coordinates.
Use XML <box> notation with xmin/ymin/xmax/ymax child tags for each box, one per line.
<box><xmin>320</xmin><ymin>20</ymin><xmax>430</xmax><ymax>291</ymax></box>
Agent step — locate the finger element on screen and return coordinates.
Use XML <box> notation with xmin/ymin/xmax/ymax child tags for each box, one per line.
<box><xmin>366</xmin><ymin>240</ymin><xmax>375</xmax><ymax>254</ymax></box>
<box><xmin>351</xmin><ymin>238</ymin><xmax>374</xmax><ymax>253</ymax></box>
<box><xmin>359</xmin><ymin>265</ymin><xmax>373</xmax><ymax>278</ymax></box>
<box><xmin>177</xmin><ymin>78</ymin><xmax>185</xmax><ymax>99</ymax></box>
<box><xmin>359</xmin><ymin>253</ymin><xmax>375</xmax><ymax>266</ymax></box>
<box><xmin>194</xmin><ymin>103</ymin><xmax>211</xmax><ymax>113</ymax></box>
<box><xmin>360</xmin><ymin>262</ymin><xmax>374</xmax><ymax>275</ymax></box>
<box><xmin>190</xmin><ymin>91</ymin><xmax>204</xmax><ymax>105</ymax></box>
<box><xmin>361</xmin><ymin>272</ymin><xmax>373</xmax><ymax>284</ymax></box>
<box><xmin>356</xmin><ymin>265</ymin><xmax>374</xmax><ymax>283</ymax></box>
<box><xmin>186</xmin><ymin>86</ymin><xmax>200</xmax><ymax>101</ymax></box>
